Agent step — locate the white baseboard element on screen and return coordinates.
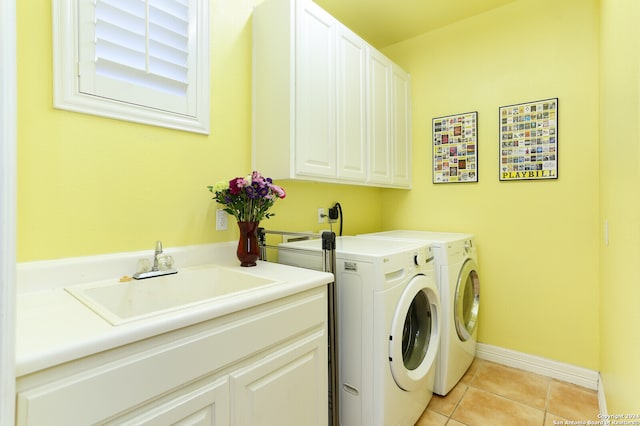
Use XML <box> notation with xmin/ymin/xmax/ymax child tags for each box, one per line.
<box><xmin>475</xmin><ymin>343</ymin><xmax>600</xmax><ymax>390</ymax></box>
<box><xmin>598</xmin><ymin>374</ymin><xmax>608</xmax><ymax>416</ymax></box>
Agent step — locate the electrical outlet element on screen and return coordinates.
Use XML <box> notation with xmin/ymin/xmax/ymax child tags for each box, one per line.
<box><xmin>327</xmin><ymin>204</ymin><xmax>339</xmax><ymax>223</ymax></box>
<box><xmin>318</xmin><ymin>208</ymin><xmax>325</xmax><ymax>224</ymax></box>
<box><xmin>216</xmin><ymin>209</ymin><xmax>228</xmax><ymax>231</ymax></box>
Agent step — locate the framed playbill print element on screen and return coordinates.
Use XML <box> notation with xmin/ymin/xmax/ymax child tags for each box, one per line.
<box><xmin>432</xmin><ymin>111</ymin><xmax>478</xmax><ymax>183</ymax></box>
<box><xmin>499</xmin><ymin>98</ymin><xmax>558</xmax><ymax>181</ymax></box>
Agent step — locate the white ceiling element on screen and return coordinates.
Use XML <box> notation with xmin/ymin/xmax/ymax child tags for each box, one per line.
<box><xmin>313</xmin><ymin>0</ymin><xmax>518</xmax><ymax>48</ymax></box>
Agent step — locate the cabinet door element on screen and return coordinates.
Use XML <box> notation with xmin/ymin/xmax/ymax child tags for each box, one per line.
<box><xmin>367</xmin><ymin>49</ymin><xmax>392</xmax><ymax>185</ymax></box>
<box><xmin>391</xmin><ymin>65</ymin><xmax>412</xmax><ymax>187</ymax></box>
<box><xmin>295</xmin><ymin>0</ymin><xmax>337</xmax><ymax>178</ymax></box>
<box><xmin>110</xmin><ymin>377</ymin><xmax>230</xmax><ymax>426</ymax></box>
<box><xmin>336</xmin><ymin>26</ymin><xmax>367</xmax><ymax>182</ymax></box>
<box><xmin>231</xmin><ymin>332</ymin><xmax>328</xmax><ymax>426</ymax></box>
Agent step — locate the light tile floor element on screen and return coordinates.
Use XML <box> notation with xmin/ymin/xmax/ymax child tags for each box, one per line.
<box><xmin>416</xmin><ymin>359</ymin><xmax>600</xmax><ymax>426</ymax></box>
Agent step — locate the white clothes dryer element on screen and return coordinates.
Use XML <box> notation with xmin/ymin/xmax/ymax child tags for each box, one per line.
<box><xmin>278</xmin><ymin>237</ymin><xmax>440</xmax><ymax>425</ymax></box>
<box><xmin>358</xmin><ymin>231</ymin><xmax>480</xmax><ymax>396</ymax></box>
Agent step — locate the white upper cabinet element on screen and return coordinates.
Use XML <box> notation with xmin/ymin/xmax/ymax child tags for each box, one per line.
<box><xmin>391</xmin><ymin>65</ymin><xmax>412</xmax><ymax>187</ymax></box>
<box><xmin>253</xmin><ymin>0</ymin><xmax>411</xmax><ymax>188</ymax></box>
<box><xmin>367</xmin><ymin>48</ymin><xmax>393</xmax><ymax>185</ymax></box>
<box><xmin>366</xmin><ymin>50</ymin><xmax>412</xmax><ymax>187</ymax></box>
<box><xmin>336</xmin><ymin>26</ymin><xmax>367</xmax><ymax>182</ymax></box>
<box><xmin>294</xmin><ymin>2</ymin><xmax>337</xmax><ymax>178</ymax></box>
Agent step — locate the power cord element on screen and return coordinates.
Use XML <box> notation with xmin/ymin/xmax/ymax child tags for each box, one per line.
<box><xmin>328</xmin><ymin>202</ymin><xmax>343</xmax><ymax>236</ymax></box>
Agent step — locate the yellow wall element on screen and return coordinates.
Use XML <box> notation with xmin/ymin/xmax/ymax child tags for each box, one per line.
<box><xmin>599</xmin><ymin>0</ymin><xmax>640</xmax><ymax>412</ymax></box>
<box><xmin>18</xmin><ymin>0</ymin><xmax>640</xmax><ymax>411</ymax></box>
<box><xmin>16</xmin><ymin>0</ymin><xmax>381</xmax><ymax>262</ymax></box>
<box><xmin>382</xmin><ymin>0</ymin><xmax>601</xmax><ymax>370</ymax></box>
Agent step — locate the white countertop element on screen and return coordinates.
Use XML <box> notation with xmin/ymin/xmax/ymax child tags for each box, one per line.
<box><xmin>16</xmin><ymin>244</ymin><xmax>333</xmax><ymax>377</ymax></box>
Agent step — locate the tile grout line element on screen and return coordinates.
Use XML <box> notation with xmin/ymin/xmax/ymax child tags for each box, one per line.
<box><xmin>467</xmin><ymin>381</ymin><xmax>549</xmax><ymax>420</ymax></box>
<box><xmin>447</xmin><ymin>384</ymin><xmax>471</xmax><ymax>423</ymax></box>
<box><xmin>446</xmin><ymin>360</ymin><xmax>483</xmax><ymax>424</ymax></box>
<box><xmin>542</xmin><ymin>379</ymin><xmax>553</xmax><ymax>426</ymax></box>
<box><xmin>467</xmin><ymin>360</ymin><xmax>554</xmax><ymax>421</ymax></box>
<box><xmin>421</xmin><ymin>358</ymin><xmax>599</xmax><ymax>425</ymax></box>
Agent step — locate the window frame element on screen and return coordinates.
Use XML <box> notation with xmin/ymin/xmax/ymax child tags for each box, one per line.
<box><xmin>52</xmin><ymin>0</ymin><xmax>210</xmax><ymax>134</ymax></box>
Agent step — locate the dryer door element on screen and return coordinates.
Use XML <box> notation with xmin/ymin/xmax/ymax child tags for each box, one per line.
<box><xmin>389</xmin><ymin>275</ymin><xmax>440</xmax><ymax>391</ymax></box>
<box><xmin>455</xmin><ymin>258</ymin><xmax>480</xmax><ymax>341</ymax></box>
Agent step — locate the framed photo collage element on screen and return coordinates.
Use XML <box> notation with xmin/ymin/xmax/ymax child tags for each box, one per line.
<box><xmin>432</xmin><ymin>112</ymin><xmax>478</xmax><ymax>183</ymax></box>
<box><xmin>432</xmin><ymin>97</ymin><xmax>558</xmax><ymax>183</ymax></box>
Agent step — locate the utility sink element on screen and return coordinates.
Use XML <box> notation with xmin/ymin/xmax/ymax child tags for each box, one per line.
<box><xmin>65</xmin><ymin>265</ymin><xmax>282</xmax><ymax>325</ymax></box>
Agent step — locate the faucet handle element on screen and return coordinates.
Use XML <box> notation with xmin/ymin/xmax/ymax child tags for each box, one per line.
<box><xmin>155</xmin><ymin>240</ymin><xmax>163</xmax><ymax>254</ymax></box>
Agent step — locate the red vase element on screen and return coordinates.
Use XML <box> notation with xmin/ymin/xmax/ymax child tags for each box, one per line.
<box><xmin>236</xmin><ymin>221</ymin><xmax>260</xmax><ymax>267</ymax></box>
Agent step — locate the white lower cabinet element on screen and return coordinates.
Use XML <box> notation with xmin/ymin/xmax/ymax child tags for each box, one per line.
<box><xmin>231</xmin><ymin>333</ymin><xmax>327</xmax><ymax>426</ymax></box>
<box><xmin>111</xmin><ymin>376</ymin><xmax>230</xmax><ymax>426</ymax></box>
<box><xmin>16</xmin><ymin>287</ymin><xmax>328</xmax><ymax>426</ymax></box>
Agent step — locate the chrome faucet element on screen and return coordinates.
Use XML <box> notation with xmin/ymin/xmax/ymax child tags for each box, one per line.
<box><xmin>152</xmin><ymin>240</ymin><xmax>163</xmax><ymax>271</ymax></box>
<box><xmin>133</xmin><ymin>240</ymin><xmax>178</xmax><ymax>280</ymax></box>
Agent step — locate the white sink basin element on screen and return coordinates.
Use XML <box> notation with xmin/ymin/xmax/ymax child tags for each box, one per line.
<box><xmin>65</xmin><ymin>265</ymin><xmax>282</xmax><ymax>325</ymax></box>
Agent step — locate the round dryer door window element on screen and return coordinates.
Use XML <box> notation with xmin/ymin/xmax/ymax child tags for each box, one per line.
<box><xmin>455</xmin><ymin>258</ymin><xmax>480</xmax><ymax>341</ymax></box>
<box><xmin>389</xmin><ymin>275</ymin><xmax>440</xmax><ymax>392</ymax></box>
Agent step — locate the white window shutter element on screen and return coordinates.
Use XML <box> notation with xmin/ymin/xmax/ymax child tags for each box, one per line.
<box><xmin>54</xmin><ymin>0</ymin><xmax>209</xmax><ymax>134</ymax></box>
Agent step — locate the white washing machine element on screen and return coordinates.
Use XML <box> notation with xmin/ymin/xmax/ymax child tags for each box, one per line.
<box><xmin>278</xmin><ymin>236</ymin><xmax>440</xmax><ymax>425</ymax></box>
<box><xmin>358</xmin><ymin>231</ymin><xmax>480</xmax><ymax>396</ymax></box>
